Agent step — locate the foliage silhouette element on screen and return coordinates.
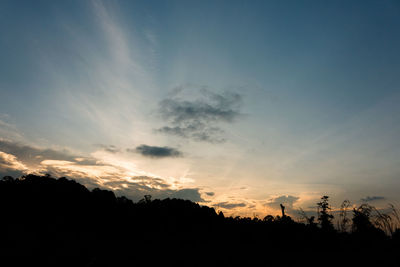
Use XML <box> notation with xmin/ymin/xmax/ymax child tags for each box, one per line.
<box><xmin>0</xmin><ymin>174</ymin><xmax>398</xmax><ymax>266</ymax></box>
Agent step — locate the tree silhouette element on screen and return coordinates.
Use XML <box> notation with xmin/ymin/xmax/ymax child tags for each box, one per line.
<box><xmin>280</xmin><ymin>203</ymin><xmax>285</xmax><ymax>217</ymax></box>
<box><xmin>317</xmin><ymin>196</ymin><xmax>334</xmax><ymax>231</ymax></box>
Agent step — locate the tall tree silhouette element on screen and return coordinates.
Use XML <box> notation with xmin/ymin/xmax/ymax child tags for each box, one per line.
<box><xmin>317</xmin><ymin>196</ymin><xmax>334</xmax><ymax>231</ymax></box>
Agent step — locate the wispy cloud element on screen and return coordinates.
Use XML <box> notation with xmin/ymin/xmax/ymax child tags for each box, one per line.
<box><xmin>94</xmin><ymin>144</ymin><xmax>120</xmax><ymax>153</ymax></box>
<box><xmin>45</xmin><ymin>0</ymin><xmax>159</xmax><ymax>149</ymax></box>
<box><xmin>0</xmin><ymin>116</ymin><xmax>24</xmax><ymax>141</ymax></box>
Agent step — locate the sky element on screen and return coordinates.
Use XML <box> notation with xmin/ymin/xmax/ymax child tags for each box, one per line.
<box><xmin>1</xmin><ymin>0</ymin><xmax>400</xmax><ymax>217</ymax></box>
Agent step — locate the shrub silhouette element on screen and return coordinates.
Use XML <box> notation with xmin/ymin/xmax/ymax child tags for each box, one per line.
<box><xmin>352</xmin><ymin>204</ymin><xmax>375</xmax><ymax>233</ymax></box>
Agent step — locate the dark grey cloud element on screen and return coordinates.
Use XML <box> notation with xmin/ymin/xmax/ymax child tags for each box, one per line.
<box><xmin>265</xmin><ymin>195</ymin><xmax>300</xmax><ymax>209</ymax></box>
<box><xmin>131</xmin><ymin>144</ymin><xmax>182</xmax><ymax>158</ymax></box>
<box><xmin>156</xmin><ymin>88</ymin><xmax>242</xmax><ymax>143</ymax></box>
<box><xmin>205</xmin><ymin>192</ymin><xmax>215</xmax><ymax>196</ymax></box>
<box><xmin>361</xmin><ymin>196</ymin><xmax>385</xmax><ymax>202</ymax></box>
<box><xmin>170</xmin><ymin>189</ymin><xmax>204</xmax><ymax>202</ymax></box>
<box><xmin>104</xmin><ymin>176</ymin><xmax>205</xmax><ymax>202</ymax></box>
<box><xmin>0</xmin><ymin>169</ymin><xmax>25</xmax><ymax>179</ymax></box>
<box><xmin>213</xmin><ymin>202</ymin><xmax>246</xmax><ymax>209</ymax></box>
<box><xmin>159</xmin><ymin>93</ymin><xmax>241</xmax><ymax>124</ymax></box>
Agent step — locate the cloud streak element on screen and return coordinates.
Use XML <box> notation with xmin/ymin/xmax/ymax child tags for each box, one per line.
<box><xmin>361</xmin><ymin>196</ymin><xmax>385</xmax><ymax>202</ymax></box>
<box><xmin>213</xmin><ymin>201</ymin><xmax>247</xmax><ymax>209</ymax></box>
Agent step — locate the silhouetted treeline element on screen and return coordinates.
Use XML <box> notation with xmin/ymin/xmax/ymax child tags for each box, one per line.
<box><xmin>0</xmin><ymin>174</ymin><xmax>399</xmax><ymax>266</ymax></box>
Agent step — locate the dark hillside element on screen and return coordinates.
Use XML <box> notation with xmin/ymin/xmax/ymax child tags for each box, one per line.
<box><xmin>0</xmin><ymin>175</ymin><xmax>398</xmax><ymax>266</ymax></box>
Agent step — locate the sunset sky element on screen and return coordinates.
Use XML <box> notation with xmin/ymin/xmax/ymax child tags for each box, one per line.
<box><xmin>1</xmin><ymin>0</ymin><xmax>400</xmax><ymax>216</ymax></box>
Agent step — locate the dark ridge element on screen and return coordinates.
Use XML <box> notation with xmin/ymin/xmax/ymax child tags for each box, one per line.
<box><xmin>0</xmin><ymin>174</ymin><xmax>398</xmax><ymax>266</ymax></box>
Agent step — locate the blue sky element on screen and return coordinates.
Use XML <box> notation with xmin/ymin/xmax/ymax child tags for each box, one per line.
<box><xmin>1</xmin><ymin>0</ymin><xmax>400</xmax><ymax>216</ymax></box>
